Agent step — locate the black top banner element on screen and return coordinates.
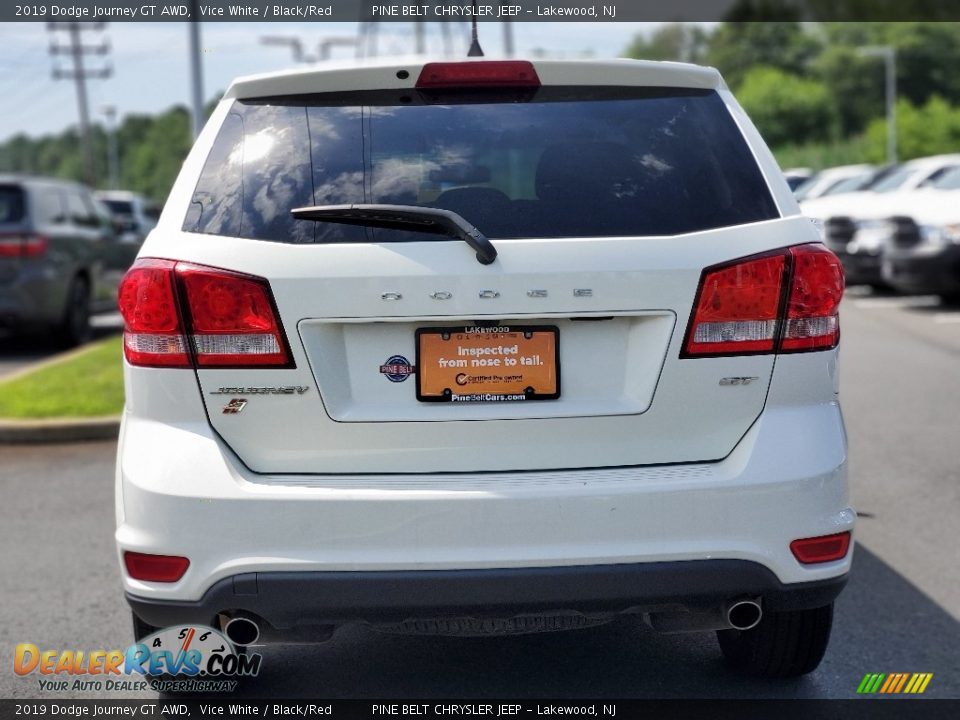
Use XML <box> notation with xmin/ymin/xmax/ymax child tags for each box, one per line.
<box><xmin>8</xmin><ymin>0</ymin><xmax>960</xmax><ymax>23</ymax></box>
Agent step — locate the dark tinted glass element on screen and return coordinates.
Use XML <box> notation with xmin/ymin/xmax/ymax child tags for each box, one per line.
<box><xmin>104</xmin><ymin>200</ymin><xmax>134</xmax><ymax>216</ymax></box>
<box><xmin>0</xmin><ymin>185</ymin><xmax>25</xmax><ymax>224</ymax></box>
<box><xmin>185</xmin><ymin>88</ymin><xmax>778</xmax><ymax>243</ymax></box>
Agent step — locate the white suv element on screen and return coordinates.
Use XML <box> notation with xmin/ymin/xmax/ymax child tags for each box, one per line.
<box><xmin>115</xmin><ymin>58</ymin><xmax>852</xmax><ymax>679</ymax></box>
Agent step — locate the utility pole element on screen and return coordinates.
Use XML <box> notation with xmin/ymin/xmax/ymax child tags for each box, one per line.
<box><xmin>261</xmin><ymin>35</ymin><xmax>358</xmax><ymax>63</ymax></box>
<box><xmin>48</xmin><ymin>22</ymin><xmax>111</xmax><ymax>186</ymax></box>
<box><xmin>102</xmin><ymin>105</ymin><xmax>119</xmax><ymax>189</ymax></box>
<box><xmin>859</xmin><ymin>46</ymin><xmax>897</xmax><ymax>165</ymax></box>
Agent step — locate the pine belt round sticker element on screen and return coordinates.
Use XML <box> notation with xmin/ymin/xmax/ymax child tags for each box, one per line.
<box><xmin>380</xmin><ymin>355</ymin><xmax>415</xmax><ymax>383</ymax></box>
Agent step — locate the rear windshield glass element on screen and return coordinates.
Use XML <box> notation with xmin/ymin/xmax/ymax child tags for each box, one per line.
<box><xmin>0</xmin><ymin>186</ymin><xmax>25</xmax><ymax>224</ymax></box>
<box><xmin>184</xmin><ymin>87</ymin><xmax>778</xmax><ymax>243</ymax></box>
<box><xmin>103</xmin><ymin>199</ymin><xmax>134</xmax><ymax>216</ymax></box>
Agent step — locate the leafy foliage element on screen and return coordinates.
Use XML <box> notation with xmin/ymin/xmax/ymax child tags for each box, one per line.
<box><xmin>0</xmin><ymin>99</ymin><xmax>218</xmax><ymax>204</ymax></box>
<box><xmin>736</xmin><ymin>66</ymin><xmax>838</xmax><ymax>147</ymax></box>
<box><xmin>623</xmin><ymin>21</ymin><xmax>960</xmax><ymax>166</ymax></box>
<box><xmin>865</xmin><ymin>96</ymin><xmax>960</xmax><ymax>161</ymax></box>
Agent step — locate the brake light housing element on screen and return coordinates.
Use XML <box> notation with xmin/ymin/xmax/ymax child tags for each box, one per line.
<box><xmin>0</xmin><ymin>233</ymin><xmax>48</xmax><ymax>258</ymax></box>
<box><xmin>118</xmin><ymin>258</ymin><xmax>293</xmax><ymax>369</ymax></box>
<box><xmin>416</xmin><ymin>61</ymin><xmax>541</xmax><ymax>89</ymax></box>
<box><xmin>682</xmin><ymin>244</ymin><xmax>843</xmax><ymax>358</ymax></box>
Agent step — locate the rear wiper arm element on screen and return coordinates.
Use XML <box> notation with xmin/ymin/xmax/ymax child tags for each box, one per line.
<box><xmin>291</xmin><ymin>204</ymin><xmax>497</xmax><ymax>266</ymax></box>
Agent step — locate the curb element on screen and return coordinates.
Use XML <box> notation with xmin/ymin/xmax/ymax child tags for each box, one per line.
<box><xmin>0</xmin><ymin>416</ymin><xmax>121</xmax><ymax>444</ymax></box>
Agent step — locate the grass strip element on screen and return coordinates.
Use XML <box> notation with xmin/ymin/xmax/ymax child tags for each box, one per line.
<box><xmin>0</xmin><ymin>335</ymin><xmax>124</xmax><ymax>419</ymax></box>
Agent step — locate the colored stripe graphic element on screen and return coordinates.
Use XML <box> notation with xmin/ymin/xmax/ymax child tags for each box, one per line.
<box><xmin>858</xmin><ymin>672</ymin><xmax>933</xmax><ymax>694</ymax></box>
<box><xmin>857</xmin><ymin>673</ymin><xmax>885</xmax><ymax>694</ymax></box>
<box><xmin>879</xmin><ymin>674</ymin><xmax>897</xmax><ymax>693</ymax></box>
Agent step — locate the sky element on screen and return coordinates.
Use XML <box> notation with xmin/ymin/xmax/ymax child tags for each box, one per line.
<box><xmin>0</xmin><ymin>21</ymin><xmax>660</xmax><ymax>142</ymax></box>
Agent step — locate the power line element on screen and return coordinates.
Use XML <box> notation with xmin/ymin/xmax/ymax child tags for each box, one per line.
<box><xmin>47</xmin><ymin>22</ymin><xmax>112</xmax><ymax>186</ymax></box>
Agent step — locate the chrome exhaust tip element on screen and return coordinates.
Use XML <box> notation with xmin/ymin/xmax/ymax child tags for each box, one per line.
<box><xmin>726</xmin><ymin>600</ymin><xmax>763</xmax><ymax>631</ymax></box>
<box><xmin>223</xmin><ymin>616</ymin><xmax>260</xmax><ymax>646</ymax></box>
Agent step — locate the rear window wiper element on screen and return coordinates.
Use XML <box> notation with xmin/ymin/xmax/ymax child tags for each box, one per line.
<box><xmin>291</xmin><ymin>204</ymin><xmax>497</xmax><ymax>265</ymax></box>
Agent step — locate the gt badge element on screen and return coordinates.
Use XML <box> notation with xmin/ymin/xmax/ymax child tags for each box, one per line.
<box><xmin>222</xmin><ymin>399</ymin><xmax>248</xmax><ymax>414</ymax></box>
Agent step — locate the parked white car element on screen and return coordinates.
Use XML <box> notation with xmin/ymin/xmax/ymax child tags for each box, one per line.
<box><xmin>802</xmin><ymin>154</ymin><xmax>960</xmax><ymax>286</ymax></box>
<box><xmin>115</xmin><ymin>57</ymin><xmax>852</xmax><ymax>679</ymax></box>
<box><xmin>793</xmin><ymin>163</ymin><xmax>875</xmax><ymax>202</ymax></box>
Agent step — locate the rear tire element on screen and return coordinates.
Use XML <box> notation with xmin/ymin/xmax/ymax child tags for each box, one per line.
<box><xmin>717</xmin><ymin>602</ymin><xmax>834</xmax><ymax>678</ymax></box>
<box><xmin>57</xmin><ymin>276</ymin><xmax>92</xmax><ymax>347</ymax></box>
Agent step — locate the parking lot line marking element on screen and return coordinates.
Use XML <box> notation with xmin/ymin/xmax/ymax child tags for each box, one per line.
<box><xmin>852</xmin><ymin>296</ymin><xmax>940</xmax><ymax>310</ymax></box>
<box><xmin>933</xmin><ymin>314</ymin><xmax>960</xmax><ymax>324</ymax></box>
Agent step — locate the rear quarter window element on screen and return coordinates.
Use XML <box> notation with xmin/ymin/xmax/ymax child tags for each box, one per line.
<box><xmin>0</xmin><ymin>186</ymin><xmax>25</xmax><ymax>224</ymax></box>
<box><xmin>184</xmin><ymin>87</ymin><xmax>778</xmax><ymax>243</ymax></box>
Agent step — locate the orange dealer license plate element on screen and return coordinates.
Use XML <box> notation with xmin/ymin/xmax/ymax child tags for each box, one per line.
<box><xmin>416</xmin><ymin>325</ymin><xmax>560</xmax><ymax>403</ymax></box>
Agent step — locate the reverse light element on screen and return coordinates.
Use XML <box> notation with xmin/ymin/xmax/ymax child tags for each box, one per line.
<box><xmin>416</xmin><ymin>61</ymin><xmax>541</xmax><ymax>89</ymax></box>
<box><xmin>790</xmin><ymin>532</ymin><xmax>851</xmax><ymax>564</ymax></box>
<box><xmin>117</xmin><ymin>259</ymin><xmax>292</xmax><ymax>369</ymax></box>
<box><xmin>683</xmin><ymin>244</ymin><xmax>844</xmax><ymax>357</ymax></box>
<box><xmin>123</xmin><ymin>552</ymin><xmax>190</xmax><ymax>582</ymax></box>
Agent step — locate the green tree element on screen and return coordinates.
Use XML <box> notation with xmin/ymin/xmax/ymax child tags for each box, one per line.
<box><xmin>622</xmin><ymin>23</ymin><xmax>710</xmax><ymax>63</ymax></box>
<box><xmin>865</xmin><ymin>96</ymin><xmax>960</xmax><ymax>162</ymax></box>
<box><xmin>706</xmin><ymin>22</ymin><xmax>822</xmax><ymax>90</ymax></box>
<box><xmin>736</xmin><ymin>66</ymin><xmax>838</xmax><ymax>147</ymax></box>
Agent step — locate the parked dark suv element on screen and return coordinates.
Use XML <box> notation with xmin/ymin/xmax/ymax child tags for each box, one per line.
<box><xmin>0</xmin><ymin>175</ymin><xmax>122</xmax><ymax>345</ymax></box>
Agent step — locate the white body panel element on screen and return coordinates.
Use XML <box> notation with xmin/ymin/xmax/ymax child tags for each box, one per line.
<box><xmin>801</xmin><ymin>154</ymin><xmax>960</xmax><ymax>221</ymax></box>
<box><xmin>116</xmin><ymin>352</ymin><xmax>852</xmax><ymax>602</ymax></box>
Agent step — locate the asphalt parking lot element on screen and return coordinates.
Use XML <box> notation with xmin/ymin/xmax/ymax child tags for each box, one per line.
<box><xmin>1</xmin><ymin>292</ymin><xmax>958</xmax><ymax>700</ymax></box>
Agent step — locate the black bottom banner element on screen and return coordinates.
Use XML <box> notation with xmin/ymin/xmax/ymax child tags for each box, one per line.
<box><xmin>0</xmin><ymin>699</ymin><xmax>958</xmax><ymax>720</ymax></box>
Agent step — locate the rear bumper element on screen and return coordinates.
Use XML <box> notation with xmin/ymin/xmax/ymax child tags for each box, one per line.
<box><xmin>116</xmin><ymin>366</ymin><xmax>853</xmax><ymax>612</ymax></box>
<box><xmin>883</xmin><ymin>246</ymin><xmax>960</xmax><ymax>296</ymax></box>
<box><xmin>126</xmin><ymin>561</ymin><xmax>848</xmax><ymax>630</ymax></box>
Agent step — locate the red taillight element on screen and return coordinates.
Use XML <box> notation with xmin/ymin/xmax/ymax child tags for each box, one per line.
<box><xmin>683</xmin><ymin>252</ymin><xmax>787</xmax><ymax>356</ymax></box>
<box><xmin>178</xmin><ymin>264</ymin><xmax>291</xmax><ymax>367</ymax></box>
<box><xmin>0</xmin><ymin>234</ymin><xmax>48</xmax><ymax>257</ymax></box>
<box><xmin>124</xmin><ymin>552</ymin><xmax>190</xmax><ymax>582</ymax></box>
<box><xmin>117</xmin><ymin>259</ymin><xmax>292</xmax><ymax>369</ymax></box>
<box><xmin>118</xmin><ymin>259</ymin><xmax>189</xmax><ymax>367</ymax></box>
<box><xmin>683</xmin><ymin>244</ymin><xmax>844</xmax><ymax>357</ymax></box>
<box><xmin>416</xmin><ymin>61</ymin><xmax>541</xmax><ymax>89</ymax></box>
<box><xmin>790</xmin><ymin>532</ymin><xmax>851</xmax><ymax>564</ymax></box>
<box><xmin>782</xmin><ymin>244</ymin><xmax>845</xmax><ymax>352</ymax></box>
